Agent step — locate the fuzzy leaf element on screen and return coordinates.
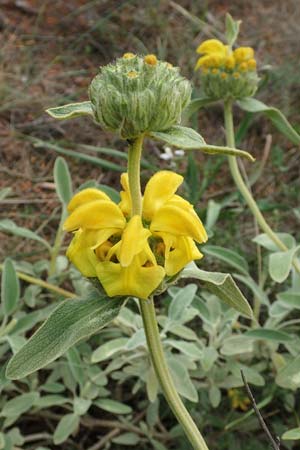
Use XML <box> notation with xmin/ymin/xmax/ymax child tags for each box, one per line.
<box><xmin>149</xmin><ymin>126</ymin><xmax>255</xmax><ymax>161</ymax></box>
<box><xmin>237</xmin><ymin>97</ymin><xmax>300</xmax><ymax>145</ymax></box>
<box><xmin>46</xmin><ymin>101</ymin><xmax>94</xmax><ymax>120</ymax></box>
<box><xmin>54</xmin><ymin>157</ymin><xmax>73</xmax><ymax>206</ymax></box>
<box><xmin>1</xmin><ymin>259</ymin><xmax>20</xmax><ymax>316</ymax></box>
<box><xmin>6</xmin><ymin>289</ymin><xmax>125</xmax><ymax>379</ymax></box>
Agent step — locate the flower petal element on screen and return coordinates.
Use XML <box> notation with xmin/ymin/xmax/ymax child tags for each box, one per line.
<box><xmin>150</xmin><ymin>204</ymin><xmax>208</xmax><ymax>243</ymax></box>
<box><xmin>63</xmin><ymin>200</ymin><xmax>126</xmax><ymax>231</ymax></box>
<box><xmin>157</xmin><ymin>233</ymin><xmax>203</xmax><ymax>276</ymax></box>
<box><xmin>119</xmin><ymin>173</ymin><xmax>132</xmax><ymax>216</ymax></box>
<box><xmin>119</xmin><ymin>215</ymin><xmax>151</xmax><ymax>267</ymax></box>
<box><xmin>196</xmin><ymin>39</ymin><xmax>226</xmax><ymax>55</ymax></box>
<box><xmin>143</xmin><ymin>171</ymin><xmax>183</xmax><ymax>220</ymax></box>
<box><xmin>66</xmin><ymin>230</ymin><xmax>98</xmax><ymax>277</ymax></box>
<box><xmin>67</xmin><ymin>188</ymin><xmax>111</xmax><ymax>213</ymax></box>
<box><xmin>96</xmin><ymin>255</ymin><xmax>165</xmax><ymax>299</ymax></box>
<box><xmin>233</xmin><ymin>47</ymin><xmax>254</xmax><ymax>63</ymax></box>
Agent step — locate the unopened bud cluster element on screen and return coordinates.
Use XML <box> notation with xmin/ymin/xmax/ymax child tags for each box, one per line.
<box><xmin>89</xmin><ymin>53</ymin><xmax>192</xmax><ymax>139</ymax></box>
<box><xmin>195</xmin><ymin>39</ymin><xmax>259</xmax><ymax>100</ymax></box>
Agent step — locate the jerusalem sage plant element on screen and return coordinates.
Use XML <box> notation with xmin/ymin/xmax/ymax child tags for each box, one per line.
<box><xmin>6</xmin><ymin>52</ymin><xmax>254</xmax><ymax>449</ymax></box>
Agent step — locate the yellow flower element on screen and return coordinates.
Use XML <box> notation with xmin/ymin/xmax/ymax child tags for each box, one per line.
<box><xmin>195</xmin><ymin>39</ymin><xmax>229</xmax><ymax>70</ymax></box>
<box><xmin>233</xmin><ymin>47</ymin><xmax>254</xmax><ymax>63</ymax></box>
<box><xmin>64</xmin><ymin>172</ymin><xmax>207</xmax><ymax>299</ymax></box>
<box><xmin>228</xmin><ymin>389</ymin><xmax>251</xmax><ymax>411</ymax></box>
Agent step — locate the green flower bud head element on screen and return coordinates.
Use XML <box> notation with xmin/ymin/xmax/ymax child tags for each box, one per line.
<box><xmin>89</xmin><ymin>53</ymin><xmax>192</xmax><ymax>139</ymax></box>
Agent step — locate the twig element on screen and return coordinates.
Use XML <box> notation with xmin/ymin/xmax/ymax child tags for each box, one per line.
<box><xmin>87</xmin><ymin>428</ymin><xmax>120</xmax><ymax>450</ymax></box>
<box><xmin>241</xmin><ymin>370</ymin><xmax>280</xmax><ymax>450</ymax></box>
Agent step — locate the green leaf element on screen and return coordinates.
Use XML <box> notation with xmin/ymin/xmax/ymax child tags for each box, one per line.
<box><xmin>168</xmin><ymin>356</ymin><xmax>198</xmax><ymax>402</ymax></box>
<box><xmin>269</xmin><ymin>247</ymin><xmax>300</xmax><ymax>283</ymax></box>
<box><xmin>6</xmin><ymin>289</ymin><xmax>125</xmax><ymax>379</ymax></box>
<box><xmin>149</xmin><ymin>126</ymin><xmax>255</xmax><ymax>161</ymax></box>
<box><xmin>277</xmin><ymin>291</ymin><xmax>300</xmax><ymax>310</ymax></box>
<box><xmin>54</xmin><ymin>157</ymin><xmax>73</xmax><ymax>206</ymax></box>
<box><xmin>91</xmin><ymin>337</ymin><xmax>128</xmax><ymax>363</ymax></box>
<box><xmin>282</xmin><ymin>428</ymin><xmax>300</xmax><ymax>440</ymax></box>
<box><xmin>112</xmin><ymin>433</ymin><xmax>140</xmax><ymax>445</ymax></box>
<box><xmin>253</xmin><ymin>233</ymin><xmax>296</xmax><ymax>251</ymax></box>
<box><xmin>95</xmin><ymin>399</ymin><xmax>132</xmax><ymax>415</ymax></box>
<box><xmin>233</xmin><ymin>274</ymin><xmax>270</xmax><ymax>306</ymax></box>
<box><xmin>46</xmin><ymin>101</ymin><xmax>94</xmax><ymax>120</ymax></box>
<box><xmin>205</xmin><ymin>200</ymin><xmax>222</xmax><ymax>231</ymax></box>
<box><xmin>165</xmin><ymin>340</ymin><xmax>203</xmax><ymax>360</ymax></box>
<box><xmin>182</xmin><ymin>263</ymin><xmax>252</xmax><ymax>318</ymax></box>
<box><xmin>276</xmin><ymin>355</ymin><xmax>300</xmax><ymax>390</ymax></box>
<box><xmin>209</xmin><ymin>385</ymin><xmax>221</xmax><ymax>408</ymax></box>
<box><xmin>168</xmin><ymin>284</ymin><xmax>198</xmax><ymax>322</ymax></box>
<box><xmin>203</xmin><ymin>245</ymin><xmax>249</xmax><ymax>275</ymax></box>
<box><xmin>225</xmin><ymin>13</ymin><xmax>241</xmax><ymax>46</ymax></box>
<box><xmin>237</xmin><ymin>97</ymin><xmax>300</xmax><ymax>145</ymax></box>
<box><xmin>0</xmin><ymin>392</ymin><xmax>39</xmax><ymax>418</ymax></box>
<box><xmin>0</xmin><ymin>219</ymin><xmax>51</xmax><ymax>251</ymax></box>
<box><xmin>53</xmin><ymin>413</ymin><xmax>80</xmax><ymax>445</ymax></box>
<box><xmin>66</xmin><ymin>347</ymin><xmax>85</xmax><ymax>388</ymax></box>
<box><xmin>220</xmin><ymin>336</ymin><xmax>254</xmax><ymax>356</ymax></box>
<box><xmin>73</xmin><ymin>398</ymin><xmax>91</xmax><ymax>416</ymax></box>
<box><xmin>1</xmin><ymin>259</ymin><xmax>20</xmax><ymax>316</ymax></box>
<box><xmin>35</xmin><ymin>395</ymin><xmax>69</xmax><ymax>408</ymax></box>
<box><xmin>200</xmin><ymin>347</ymin><xmax>218</xmax><ymax>372</ymax></box>
<box><xmin>245</xmin><ymin>328</ymin><xmax>293</xmax><ymax>342</ymax></box>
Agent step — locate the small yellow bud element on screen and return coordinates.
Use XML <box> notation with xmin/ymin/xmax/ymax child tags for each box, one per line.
<box><xmin>220</xmin><ymin>72</ymin><xmax>227</xmax><ymax>79</ymax></box>
<box><xmin>233</xmin><ymin>72</ymin><xmax>240</xmax><ymax>79</ymax></box>
<box><xmin>167</xmin><ymin>62</ymin><xmax>173</xmax><ymax>69</ymax></box>
<box><xmin>225</xmin><ymin>55</ymin><xmax>235</xmax><ymax>70</ymax></box>
<box><xmin>127</xmin><ymin>70</ymin><xmax>138</xmax><ymax>79</ymax></box>
<box><xmin>123</xmin><ymin>52</ymin><xmax>135</xmax><ymax>59</ymax></box>
<box><xmin>247</xmin><ymin>58</ymin><xmax>257</xmax><ymax>70</ymax></box>
<box><xmin>211</xmin><ymin>68</ymin><xmax>219</xmax><ymax>75</ymax></box>
<box><xmin>144</xmin><ymin>54</ymin><xmax>157</xmax><ymax>66</ymax></box>
<box><xmin>202</xmin><ymin>67</ymin><xmax>209</xmax><ymax>74</ymax></box>
<box><xmin>239</xmin><ymin>62</ymin><xmax>248</xmax><ymax>72</ymax></box>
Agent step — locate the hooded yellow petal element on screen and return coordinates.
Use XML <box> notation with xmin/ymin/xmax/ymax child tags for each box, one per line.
<box><xmin>119</xmin><ymin>173</ymin><xmax>132</xmax><ymax>216</ymax></box>
<box><xmin>96</xmin><ymin>255</ymin><xmax>165</xmax><ymax>299</ymax></box>
<box><xmin>143</xmin><ymin>171</ymin><xmax>183</xmax><ymax>221</ymax></box>
<box><xmin>67</xmin><ymin>188</ymin><xmax>111</xmax><ymax>213</ymax></box>
<box><xmin>119</xmin><ymin>215</ymin><xmax>151</xmax><ymax>267</ymax></box>
<box><xmin>150</xmin><ymin>204</ymin><xmax>208</xmax><ymax>243</ymax></box>
<box><xmin>66</xmin><ymin>230</ymin><xmax>98</xmax><ymax>277</ymax></box>
<box><xmin>196</xmin><ymin>39</ymin><xmax>226</xmax><ymax>55</ymax></box>
<box><xmin>233</xmin><ymin>47</ymin><xmax>254</xmax><ymax>63</ymax></box>
<box><xmin>157</xmin><ymin>233</ymin><xmax>203</xmax><ymax>276</ymax></box>
<box><xmin>63</xmin><ymin>200</ymin><xmax>126</xmax><ymax>231</ymax></box>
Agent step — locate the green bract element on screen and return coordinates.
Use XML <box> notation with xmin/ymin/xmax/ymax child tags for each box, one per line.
<box><xmin>201</xmin><ymin>69</ymin><xmax>258</xmax><ymax>101</ymax></box>
<box><xmin>88</xmin><ymin>54</ymin><xmax>192</xmax><ymax>139</ymax></box>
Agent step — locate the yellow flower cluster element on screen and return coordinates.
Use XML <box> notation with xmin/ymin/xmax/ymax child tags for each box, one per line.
<box><xmin>195</xmin><ymin>39</ymin><xmax>256</xmax><ymax>75</ymax></box>
<box><xmin>228</xmin><ymin>388</ymin><xmax>251</xmax><ymax>411</ymax></box>
<box><xmin>64</xmin><ymin>171</ymin><xmax>207</xmax><ymax>299</ymax></box>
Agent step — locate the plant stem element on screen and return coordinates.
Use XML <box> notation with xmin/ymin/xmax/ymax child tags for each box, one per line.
<box><xmin>140</xmin><ymin>298</ymin><xmax>209</xmax><ymax>450</ymax></box>
<box><xmin>223</xmin><ymin>99</ymin><xmax>300</xmax><ymax>277</ymax></box>
<box><xmin>128</xmin><ymin>134</ymin><xmax>144</xmax><ymax>216</ymax></box>
<box><xmin>127</xmin><ymin>134</ymin><xmax>209</xmax><ymax>450</ymax></box>
<box><xmin>49</xmin><ymin>212</ymin><xmax>66</xmax><ymax>276</ymax></box>
<box><xmin>0</xmin><ymin>264</ymin><xmax>76</xmax><ymax>298</ymax></box>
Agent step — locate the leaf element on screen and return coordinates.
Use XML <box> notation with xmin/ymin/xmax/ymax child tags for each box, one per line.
<box><xmin>225</xmin><ymin>13</ymin><xmax>241</xmax><ymax>46</ymax></box>
<box><xmin>203</xmin><ymin>245</ymin><xmax>249</xmax><ymax>275</ymax></box>
<box><xmin>233</xmin><ymin>274</ymin><xmax>270</xmax><ymax>306</ymax></box>
<box><xmin>209</xmin><ymin>385</ymin><xmax>221</xmax><ymax>408</ymax></box>
<box><xmin>165</xmin><ymin>339</ymin><xmax>203</xmax><ymax>360</ymax></box>
<box><xmin>66</xmin><ymin>347</ymin><xmax>85</xmax><ymax>388</ymax></box>
<box><xmin>276</xmin><ymin>356</ymin><xmax>300</xmax><ymax>390</ymax></box>
<box><xmin>282</xmin><ymin>428</ymin><xmax>300</xmax><ymax>440</ymax></box>
<box><xmin>54</xmin><ymin>157</ymin><xmax>73</xmax><ymax>206</ymax></box>
<box><xmin>1</xmin><ymin>259</ymin><xmax>20</xmax><ymax>316</ymax></box>
<box><xmin>220</xmin><ymin>336</ymin><xmax>254</xmax><ymax>356</ymax></box>
<box><xmin>205</xmin><ymin>200</ymin><xmax>222</xmax><ymax>231</ymax></box>
<box><xmin>253</xmin><ymin>233</ymin><xmax>296</xmax><ymax>251</ymax></box>
<box><xmin>35</xmin><ymin>395</ymin><xmax>69</xmax><ymax>408</ymax></box>
<box><xmin>149</xmin><ymin>126</ymin><xmax>255</xmax><ymax>161</ymax></box>
<box><xmin>183</xmin><ymin>97</ymin><xmax>216</xmax><ymax>119</ymax></box>
<box><xmin>168</xmin><ymin>283</ymin><xmax>198</xmax><ymax>322</ymax></box>
<box><xmin>0</xmin><ymin>219</ymin><xmax>51</xmax><ymax>251</ymax></box>
<box><xmin>237</xmin><ymin>97</ymin><xmax>300</xmax><ymax>145</ymax></box>
<box><xmin>112</xmin><ymin>433</ymin><xmax>140</xmax><ymax>445</ymax></box>
<box><xmin>95</xmin><ymin>399</ymin><xmax>132</xmax><ymax>415</ymax></box>
<box><xmin>168</xmin><ymin>356</ymin><xmax>198</xmax><ymax>402</ymax></box>
<box><xmin>244</xmin><ymin>328</ymin><xmax>293</xmax><ymax>342</ymax></box>
<box><xmin>73</xmin><ymin>398</ymin><xmax>91</xmax><ymax>415</ymax></box>
<box><xmin>277</xmin><ymin>291</ymin><xmax>300</xmax><ymax>310</ymax></box>
<box><xmin>46</xmin><ymin>101</ymin><xmax>94</xmax><ymax>120</ymax></box>
<box><xmin>6</xmin><ymin>289</ymin><xmax>125</xmax><ymax>379</ymax></box>
<box><xmin>0</xmin><ymin>392</ymin><xmax>39</xmax><ymax>418</ymax></box>
<box><xmin>269</xmin><ymin>247</ymin><xmax>300</xmax><ymax>283</ymax></box>
<box><xmin>182</xmin><ymin>263</ymin><xmax>252</xmax><ymax>318</ymax></box>
<box><xmin>91</xmin><ymin>337</ymin><xmax>128</xmax><ymax>363</ymax></box>
<box><xmin>53</xmin><ymin>413</ymin><xmax>80</xmax><ymax>445</ymax></box>
<box><xmin>200</xmin><ymin>347</ymin><xmax>218</xmax><ymax>372</ymax></box>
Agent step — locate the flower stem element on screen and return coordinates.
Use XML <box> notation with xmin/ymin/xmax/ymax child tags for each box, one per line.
<box><xmin>140</xmin><ymin>298</ymin><xmax>209</xmax><ymax>450</ymax></box>
<box><xmin>128</xmin><ymin>134</ymin><xmax>144</xmax><ymax>216</ymax></box>
<box><xmin>127</xmin><ymin>134</ymin><xmax>209</xmax><ymax>450</ymax></box>
<box><xmin>223</xmin><ymin>99</ymin><xmax>300</xmax><ymax>277</ymax></box>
